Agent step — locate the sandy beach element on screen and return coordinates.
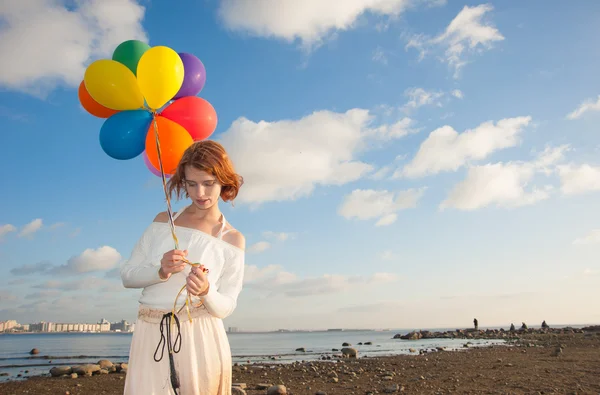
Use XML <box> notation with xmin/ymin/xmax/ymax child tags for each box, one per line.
<box><xmin>1</xmin><ymin>327</ymin><xmax>598</xmax><ymax>394</ymax></box>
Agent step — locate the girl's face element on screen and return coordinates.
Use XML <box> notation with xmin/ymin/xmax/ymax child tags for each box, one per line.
<box><xmin>183</xmin><ymin>166</ymin><xmax>222</xmax><ymax>210</ymax></box>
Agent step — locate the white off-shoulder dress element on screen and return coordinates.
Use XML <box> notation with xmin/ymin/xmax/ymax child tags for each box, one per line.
<box><xmin>120</xmin><ymin>206</ymin><xmax>245</xmax><ymax>395</ymax></box>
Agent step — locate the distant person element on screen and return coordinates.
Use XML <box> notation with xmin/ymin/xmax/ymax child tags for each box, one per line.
<box><xmin>521</xmin><ymin>322</ymin><xmax>528</xmax><ymax>330</ymax></box>
<box><xmin>542</xmin><ymin>320</ymin><xmax>549</xmax><ymax>329</ymax></box>
<box><xmin>510</xmin><ymin>323</ymin><xmax>515</xmax><ymax>331</ymax></box>
<box><xmin>473</xmin><ymin>318</ymin><xmax>478</xmax><ymax>330</ymax></box>
<box><xmin>121</xmin><ymin>141</ymin><xmax>246</xmax><ymax>395</ymax></box>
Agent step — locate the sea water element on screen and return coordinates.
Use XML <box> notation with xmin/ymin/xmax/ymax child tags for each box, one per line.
<box><xmin>0</xmin><ymin>330</ymin><xmax>505</xmax><ymax>381</ymax></box>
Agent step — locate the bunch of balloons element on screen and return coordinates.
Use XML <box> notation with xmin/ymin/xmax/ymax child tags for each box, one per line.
<box><xmin>79</xmin><ymin>39</ymin><xmax>218</xmax><ymax>176</ymax></box>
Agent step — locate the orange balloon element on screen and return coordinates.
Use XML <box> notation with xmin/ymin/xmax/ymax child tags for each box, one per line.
<box><xmin>145</xmin><ymin>116</ymin><xmax>193</xmax><ymax>174</ymax></box>
<box><xmin>78</xmin><ymin>81</ymin><xmax>119</xmax><ymax>118</ymax></box>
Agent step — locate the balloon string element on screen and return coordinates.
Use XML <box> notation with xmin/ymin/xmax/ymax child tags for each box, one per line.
<box><xmin>152</xmin><ymin>113</ymin><xmax>179</xmax><ymax>250</ymax></box>
<box><xmin>152</xmin><ymin>113</ymin><xmax>200</xmax><ymax>322</ymax></box>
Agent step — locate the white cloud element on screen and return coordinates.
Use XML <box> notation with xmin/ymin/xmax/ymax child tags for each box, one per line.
<box><xmin>372</xmin><ymin>46</ymin><xmax>388</xmax><ymax>65</ymax></box>
<box><xmin>0</xmin><ymin>0</ymin><xmax>147</xmax><ymax>96</ymax></box>
<box><xmin>557</xmin><ymin>164</ymin><xmax>600</xmax><ymax>195</ymax></box>
<box><xmin>397</xmin><ymin>116</ymin><xmax>532</xmax><ymax>178</ymax></box>
<box><xmin>367</xmin><ymin>117</ymin><xmax>418</xmax><ymax>140</ymax></box>
<box><xmin>406</xmin><ymin>4</ymin><xmax>504</xmax><ymax>77</ymax></box>
<box><xmin>573</xmin><ymin>230</ymin><xmax>600</xmax><ymax>245</ymax></box>
<box><xmin>403</xmin><ymin>87</ymin><xmax>444</xmax><ymax>111</ymax></box>
<box><xmin>338</xmin><ymin>188</ymin><xmax>425</xmax><ymax>226</ymax></box>
<box><xmin>49</xmin><ymin>222</ymin><xmax>66</xmax><ymax>230</ymax></box>
<box><xmin>370</xmin><ymin>166</ymin><xmax>392</xmax><ymax>180</ymax></box>
<box><xmin>248</xmin><ymin>241</ymin><xmax>271</xmax><ymax>254</ymax></box>
<box><xmin>451</xmin><ymin>89</ymin><xmax>464</xmax><ymax>99</ymax></box>
<box><xmin>219</xmin><ymin>109</ymin><xmax>411</xmax><ymax>205</ymax></box>
<box><xmin>375</xmin><ymin>213</ymin><xmax>398</xmax><ymax>227</ymax></box>
<box><xmin>243</xmin><ymin>264</ymin><xmax>283</xmax><ymax>283</ymax></box>
<box><xmin>400</xmin><ymin>87</ymin><xmax>463</xmax><ymax>113</ymax></box>
<box><xmin>217</xmin><ymin>0</ymin><xmax>441</xmax><ymax>51</ymax></box>
<box><xmin>0</xmin><ymin>224</ymin><xmax>16</xmax><ymax>241</ymax></box>
<box><xmin>244</xmin><ymin>264</ymin><xmax>398</xmax><ymax>297</ymax></box>
<box><xmin>263</xmin><ymin>231</ymin><xmax>295</xmax><ymax>241</ymax></box>
<box><xmin>566</xmin><ymin>95</ymin><xmax>600</xmax><ymax>120</ymax></box>
<box><xmin>439</xmin><ymin>145</ymin><xmax>569</xmax><ymax>211</ymax></box>
<box><xmin>18</xmin><ymin>219</ymin><xmax>43</xmax><ymax>238</ymax></box>
<box><xmin>440</xmin><ymin>162</ymin><xmax>550</xmax><ymax>211</ymax></box>
<box><xmin>48</xmin><ymin>246</ymin><xmax>122</xmax><ymax>275</ymax></box>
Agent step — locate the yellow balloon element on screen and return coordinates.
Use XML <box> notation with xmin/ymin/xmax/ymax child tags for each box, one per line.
<box><xmin>137</xmin><ymin>46</ymin><xmax>184</xmax><ymax>110</ymax></box>
<box><xmin>84</xmin><ymin>59</ymin><xmax>145</xmax><ymax>111</ymax></box>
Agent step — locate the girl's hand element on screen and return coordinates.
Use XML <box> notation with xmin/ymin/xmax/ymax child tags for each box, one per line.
<box><xmin>159</xmin><ymin>249</ymin><xmax>188</xmax><ymax>280</ymax></box>
<box><xmin>186</xmin><ymin>265</ymin><xmax>209</xmax><ymax>296</ymax></box>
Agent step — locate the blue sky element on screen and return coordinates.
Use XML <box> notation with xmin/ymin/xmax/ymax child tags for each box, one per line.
<box><xmin>0</xmin><ymin>0</ymin><xmax>599</xmax><ymax>331</ymax></box>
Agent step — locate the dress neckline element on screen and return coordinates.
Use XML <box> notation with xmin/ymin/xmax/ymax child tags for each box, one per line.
<box><xmin>150</xmin><ymin>222</ymin><xmax>244</xmax><ymax>253</ymax></box>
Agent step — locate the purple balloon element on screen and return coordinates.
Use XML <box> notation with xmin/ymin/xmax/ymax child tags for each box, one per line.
<box><xmin>143</xmin><ymin>151</ymin><xmax>171</xmax><ymax>178</ymax></box>
<box><xmin>173</xmin><ymin>53</ymin><xmax>206</xmax><ymax>99</ymax></box>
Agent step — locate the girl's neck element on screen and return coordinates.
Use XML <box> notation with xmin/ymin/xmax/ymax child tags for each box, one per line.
<box><xmin>186</xmin><ymin>201</ymin><xmax>222</xmax><ymax>222</ymax></box>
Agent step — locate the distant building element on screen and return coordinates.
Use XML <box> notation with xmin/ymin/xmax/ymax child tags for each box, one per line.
<box><xmin>111</xmin><ymin>319</ymin><xmax>134</xmax><ymax>332</ymax></box>
<box><xmin>2</xmin><ymin>318</ymin><xmax>135</xmax><ymax>333</ymax></box>
<box><xmin>0</xmin><ymin>320</ymin><xmax>19</xmax><ymax>332</ymax></box>
<box><xmin>228</xmin><ymin>327</ymin><xmax>239</xmax><ymax>333</ymax></box>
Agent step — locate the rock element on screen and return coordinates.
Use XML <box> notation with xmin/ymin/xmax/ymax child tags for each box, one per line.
<box><xmin>0</xmin><ymin>372</ymin><xmax>9</xmax><ymax>376</ymax></box>
<box><xmin>97</xmin><ymin>359</ymin><xmax>113</xmax><ymax>369</ymax></box>
<box><xmin>29</xmin><ymin>348</ymin><xmax>39</xmax><ymax>355</ymax></box>
<box><xmin>384</xmin><ymin>384</ymin><xmax>400</xmax><ymax>393</ymax></box>
<box><xmin>256</xmin><ymin>383</ymin><xmax>272</xmax><ymax>390</ymax></box>
<box><xmin>342</xmin><ymin>342</ymin><xmax>351</xmax><ymax>346</ymax></box>
<box><xmin>295</xmin><ymin>347</ymin><xmax>306</xmax><ymax>352</ymax></box>
<box><xmin>316</xmin><ymin>392</ymin><xmax>327</xmax><ymax>395</ymax></box>
<box><xmin>70</xmin><ymin>373</ymin><xmax>78</xmax><ymax>379</ymax></box>
<box><xmin>231</xmin><ymin>387</ymin><xmax>246</xmax><ymax>395</ymax></box>
<box><xmin>267</xmin><ymin>384</ymin><xmax>286</xmax><ymax>395</ymax></box>
<box><xmin>72</xmin><ymin>364</ymin><xmax>101</xmax><ymax>376</ymax></box>
<box><xmin>364</xmin><ymin>341</ymin><xmax>373</xmax><ymax>345</ymax></box>
<box><xmin>232</xmin><ymin>383</ymin><xmax>247</xmax><ymax>389</ymax></box>
<box><xmin>50</xmin><ymin>366</ymin><xmax>72</xmax><ymax>377</ymax></box>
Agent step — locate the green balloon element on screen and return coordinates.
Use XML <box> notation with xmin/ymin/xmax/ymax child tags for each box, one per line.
<box><xmin>112</xmin><ymin>40</ymin><xmax>151</xmax><ymax>76</ymax></box>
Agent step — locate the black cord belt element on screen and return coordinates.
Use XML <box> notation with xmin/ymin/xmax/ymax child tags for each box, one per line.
<box><xmin>154</xmin><ymin>312</ymin><xmax>182</xmax><ymax>393</ymax></box>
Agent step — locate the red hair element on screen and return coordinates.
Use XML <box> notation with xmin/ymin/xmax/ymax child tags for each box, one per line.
<box><xmin>167</xmin><ymin>140</ymin><xmax>243</xmax><ymax>202</ymax></box>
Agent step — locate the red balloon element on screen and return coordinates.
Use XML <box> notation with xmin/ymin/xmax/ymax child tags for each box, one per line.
<box><xmin>160</xmin><ymin>96</ymin><xmax>217</xmax><ymax>141</ymax></box>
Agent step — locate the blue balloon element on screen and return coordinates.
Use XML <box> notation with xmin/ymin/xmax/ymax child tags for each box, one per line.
<box><xmin>99</xmin><ymin>110</ymin><xmax>152</xmax><ymax>160</ymax></box>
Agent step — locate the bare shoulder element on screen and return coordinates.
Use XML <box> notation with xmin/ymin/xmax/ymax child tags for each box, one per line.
<box><xmin>223</xmin><ymin>228</ymin><xmax>245</xmax><ymax>251</ymax></box>
<box><xmin>153</xmin><ymin>211</ymin><xmax>169</xmax><ymax>223</ymax></box>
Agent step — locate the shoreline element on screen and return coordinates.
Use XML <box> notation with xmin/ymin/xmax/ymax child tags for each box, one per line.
<box><xmin>0</xmin><ymin>329</ymin><xmax>598</xmax><ymax>394</ymax></box>
<box><xmin>2</xmin><ymin>326</ymin><xmax>597</xmax><ymax>378</ymax></box>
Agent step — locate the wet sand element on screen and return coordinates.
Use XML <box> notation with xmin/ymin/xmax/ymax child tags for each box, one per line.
<box><xmin>1</xmin><ymin>329</ymin><xmax>598</xmax><ymax>394</ymax></box>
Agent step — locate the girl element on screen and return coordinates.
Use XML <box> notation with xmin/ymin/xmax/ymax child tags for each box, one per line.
<box><xmin>121</xmin><ymin>140</ymin><xmax>245</xmax><ymax>395</ymax></box>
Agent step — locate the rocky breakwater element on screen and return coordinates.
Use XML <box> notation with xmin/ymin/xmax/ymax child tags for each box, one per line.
<box><xmin>49</xmin><ymin>359</ymin><xmax>127</xmax><ymax>379</ymax></box>
<box><xmin>393</xmin><ymin>325</ymin><xmax>594</xmax><ymax>341</ymax></box>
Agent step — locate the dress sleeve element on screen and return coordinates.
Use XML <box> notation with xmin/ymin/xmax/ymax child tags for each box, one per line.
<box><xmin>120</xmin><ymin>224</ymin><xmax>168</xmax><ymax>289</ymax></box>
<box><xmin>200</xmin><ymin>250</ymin><xmax>245</xmax><ymax>319</ymax></box>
